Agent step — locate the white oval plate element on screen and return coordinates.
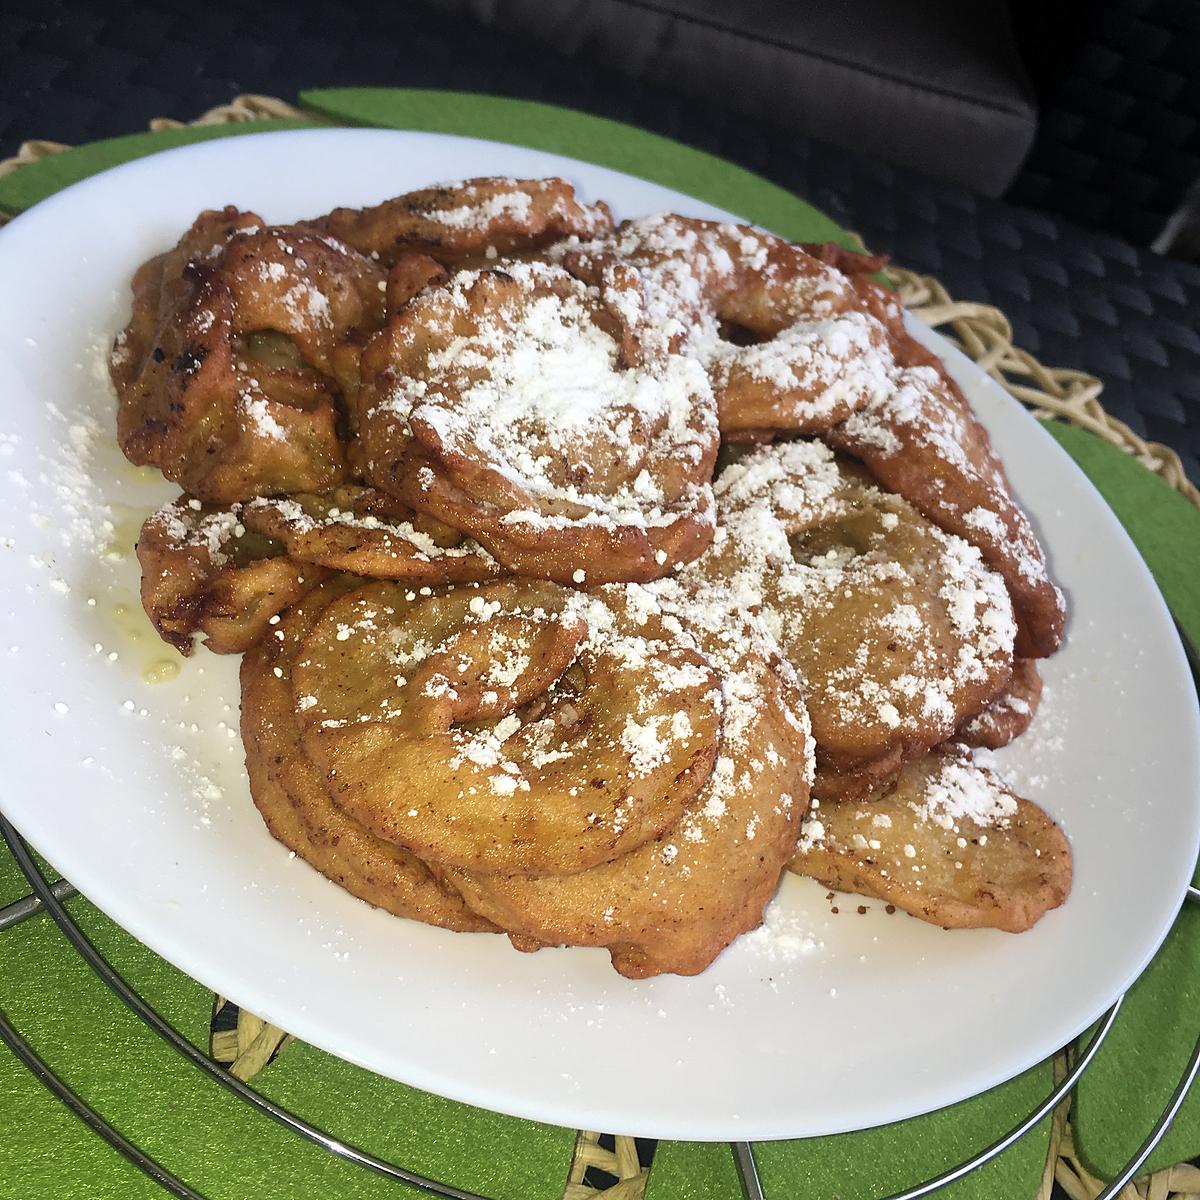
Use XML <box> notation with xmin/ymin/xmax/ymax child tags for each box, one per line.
<box><xmin>0</xmin><ymin>129</ymin><xmax>1196</xmax><ymax>1142</ymax></box>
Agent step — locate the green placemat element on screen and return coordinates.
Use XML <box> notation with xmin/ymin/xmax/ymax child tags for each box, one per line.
<box><xmin>1045</xmin><ymin>422</ymin><xmax>1200</xmax><ymax>644</ymax></box>
<box><xmin>2</xmin><ymin>89</ymin><xmax>1198</xmax><ymax>1199</ymax></box>
<box><xmin>0</xmin><ymin>851</ymin><xmax>574</xmax><ymax>1200</ymax></box>
<box><xmin>0</xmin><ymin>119</ymin><xmax>324</xmax><ymax>214</ymax></box>
<box><xmin>1042</xmin><ymin>423</ymin><xmax>1200</xmax><ymax>1174</ymax></box>
<box><xmin>1071</xmin><ymin>902</ymin><xmax>1200</xmax><ymax>1179</ymax></box>
<box><xmin>299</xmin><ymin>88</ymin><xmax>855</xmax><ymax>249</ymax></box>
<box><xmin>649</xmin><ymin>1061</ymin><xmax>1053</xmax><ymax>1200</ymax></box>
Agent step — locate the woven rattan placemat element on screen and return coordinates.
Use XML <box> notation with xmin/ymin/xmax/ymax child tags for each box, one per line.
<box><xmin>1</xmin><ymin>94</ymin><xmax>1197</xmax><ymax>1200</ymax></box>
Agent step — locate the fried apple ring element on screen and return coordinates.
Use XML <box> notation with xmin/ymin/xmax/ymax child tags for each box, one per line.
<box><xmin>811</xmin><ymin>257</ymin><xmax>1066</xmax><ymax>658</ymax></box>
<box><xmin>701</xmin><ymin>441</ymin><xmax>1015</xmax><ymax>802</ymax></box>
<box><xmin>559</xmin><ymin>214</ymin><xmax>891</xmax><ymax>439</ymax></box>
<box><xmin>355</xmin><ymin>259</ymin><xmax>719</xmax><ymax>582</ymax></box>
<box><xmin>799</xmin><ymin>242</ymin><xmax>891</xmax><ymax>276</ymax></box>
<box><xmin>112</xmin><ymin>208</ymin><xmax>385</xmax><ymax>502</ymax></box>
<box><xmin>447</xmin><ymin>605</ymin><xmax>812</xmax><ymax>978</ymax></box>
<box><xmin>137</xmin><ymin>496</ymin><xmax>326</xmax><ymax>655</ymax></box>
<box><xmin>294</xmin><ymin>578</ymin><xmax>722</xmax><ymax>876</ymax></box>
<box><xmin>827</xmin><ymin>365</ymin><xmax>1065</xmax><ymax>659</ymax></box>
<box><xmin>789</xmin><ymin>747</ymin><xmax>1072</xmax><ymax>932</ymax></box>
<box><xmin>241</xmin><ymin>577</ymin><xmax>495</xmax><ymax>932</ymax></box>
<box><xmin>243</xmin><ymin>485</ymin><xmax>500</xmax><ymax>582</ymax></box>
<box><xmin>957</xmin><ymin>658</ymin><xmax>1042</xmax><ymax>749</ymax></box>
<box><xmin>308</xmin><ymin>177</ymin><xmax>612</xmax><ymax>268</ymax></box>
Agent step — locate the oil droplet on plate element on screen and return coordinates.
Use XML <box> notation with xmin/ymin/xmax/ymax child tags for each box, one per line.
<box><xmin>144</xmin><ymin>659</ymin><xmax>181</xmax><ymax>685</ymax></box>
<box><xmin>103</xmin><ymin>590</ymin><xmax>189</xmax><ymax>683</ymax></box>
<box><xmin>123</xmin><ymin>463</ymin><xmax>162</xmax><ymax>484</ymax></box>
<box><xmin>101</xmin><ymin>504</ymin><xmax>148</xmax><ymax>562</ymax></box>
<box><xmin>110</xmin><ymin>601</ymin><xmax>149</xmax><ymax>646</ymax></box>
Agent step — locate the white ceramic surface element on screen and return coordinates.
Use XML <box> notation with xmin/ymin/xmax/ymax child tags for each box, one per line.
<box><xmin>0</xmin><ymin>129</ymin><xmax>1196</xmax><ymax>1141</ymax></box>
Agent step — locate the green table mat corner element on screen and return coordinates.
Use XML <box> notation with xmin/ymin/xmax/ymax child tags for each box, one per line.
<box><xmin>2</xmin><ymin>87</ymin><xmax>1198</xmax><ymax>1199</ymax></box>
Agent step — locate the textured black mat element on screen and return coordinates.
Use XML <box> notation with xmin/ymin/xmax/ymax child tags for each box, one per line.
<box><xmin>2</xmin><ymin>0</ymin><xmax>1198</xmax><ymax>485</ymax></box>
<box><xmin>1012</xmin><ymin>0</ymin><xmax>1200</xmax><ymax>249</ymax></box>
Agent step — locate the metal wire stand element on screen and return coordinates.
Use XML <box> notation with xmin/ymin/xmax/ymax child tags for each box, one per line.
<box><xmin>2</xmin><ymin>817</ymin><xmax>1196</xmax><ymax>1200</ymax></box>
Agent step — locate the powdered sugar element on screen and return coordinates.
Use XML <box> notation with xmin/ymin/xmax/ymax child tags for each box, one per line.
<box><xmin>742</xmin><ymin>899</ymin><xmax>825</xmax><ymax>962</ymax></box>
<box><xmin>372</xmin><ymin>260</ymin><xmax>717</xmax><ymax>538</ymax></box>
<box><xmin>239</xmin><ymin>393</ymin><xmax>286</xmax><ymax>441</ymax></box>
<box><xmin>831</xmin><ymin>362</ymin><xmax>1064</xmax><ymax>647</ymax></box>
<box><xmin>911</xmin><ymin>755</ymin><xmax>1018</xmax><ymax>830</ymax></box>
<box><xmin>144</xmin><ymin>497</ymin><xmax>243</xmax><ymax>567</ymax></box>
<box><xmin>312</xmin><ymin>580</ymin><xmax>722</xmax><ymax>808</ymax></box>
<box><xmin>427</xmin><ymin>187</ymin><xmax>534</xmax><ymax>231</ymax></box>
<box><xmin>705</xmin><ymin>311</ymin><xmax>893</xmax><ymax>426</ymax></box>
<box><xmin>2</xmin><ymin>337</ymin><xmax>121</xmax><ymax>560</ymax></box>
<box><xmin>246</xmin><ymin>494</ymin><xmax>497</xmax><ymax>566</ymax></box>
<box><xmin>699</xmin><ymin>440</ymin><xmax>1015</xmax><ymax>754</ymax></box>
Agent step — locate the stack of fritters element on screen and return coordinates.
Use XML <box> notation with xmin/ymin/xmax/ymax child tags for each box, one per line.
<box><xmin>115</xmin><ymin>177</ymin><xmax>1071</xmax><ymax>977</ymax></box>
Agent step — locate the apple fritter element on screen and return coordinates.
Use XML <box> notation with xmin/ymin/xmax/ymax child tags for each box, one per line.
<box><xmin>243</xmin><ymin>485</ymin><xmax>500</xmax><ymax>582</ymax></box>
<box><xmin>447</xmin><ymin>611</ymin><xmax>812</xmax><ymax>978</ymax></box>
<box><xmin>958</xmin><ymin>658</ymin><xmax>1042</xmax><ymax>749</ymax></box>
<box><xmin>789</xmin><ymin>747</ymin><xmax>1071</xmax><ymax>932</ymax></box>
<box><xmin>241</xmin><ymin>577</ymin><xmax>495</xmax><ymax>932</ymax></box>
<box><xmin>294</xmin><ymin>578</ymin><xmax>722</xmax><ymax>876</ymax></box>
<box><xmin>799</xmin><ymin>242</ymin><xmax>891</xmax><ymax>276</ymax></box>
<box><xmin>817</xmin><ymin>267</ymin><xmax>1065</xmax><ymax>658</ymax></box>
<box><xmin>116</xmin><ymin>184</ymin><xmax>1075</xmax><ymax>978</ymax></box>
<box><xmin>355</xmin><ymin>259</ymin><xmax>718</xmax><ymax>582</ymax></box>
<box><xmin>698</xmin><ymin>440</ymin><xmax>1015</xmax><ymax>801</ymax></box>
<box><xmin>385</xmin><ymin>254</ymin><xmax>449</xmax><ymax>311</ymax></box>
<box><xmin>137</xmin><ymin>495</ymin><xmax>325</xmax><ymax>655</ymax></box>
<box><xmin>828</xmin><ymin>367</ymin><xmax>1065</xmax><ymax>659</ymax></box>
<box><xmin>559</xmin><ymin>214</ymin><xmax>892</xmax><ymax>439</ymax></box>
<box><xmin>112</xmin><ymin>208</ymin><xmax>385</xmax><ymax>502</ymax></box>
<box><xmin>307</xmin><ymin>176</ymin><xmax>613</xmax><ymax>268</ymax></box>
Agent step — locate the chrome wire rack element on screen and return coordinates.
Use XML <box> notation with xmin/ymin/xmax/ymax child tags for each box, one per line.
<box><xmin>2</xmin><ymin>817</ymin><xmax>1197</xmax><ymax>1200</ymax></box>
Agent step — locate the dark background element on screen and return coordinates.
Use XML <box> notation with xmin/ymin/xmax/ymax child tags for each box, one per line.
<box><xmin>5</xmin><ymin>0</ymin><xmax>1200</xmax><ymax>247</ymax></box>
<box><xmin>1011</xmin><ymin>0</ymin><xmax>1200</xmax><ymax>247</ymax></box>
